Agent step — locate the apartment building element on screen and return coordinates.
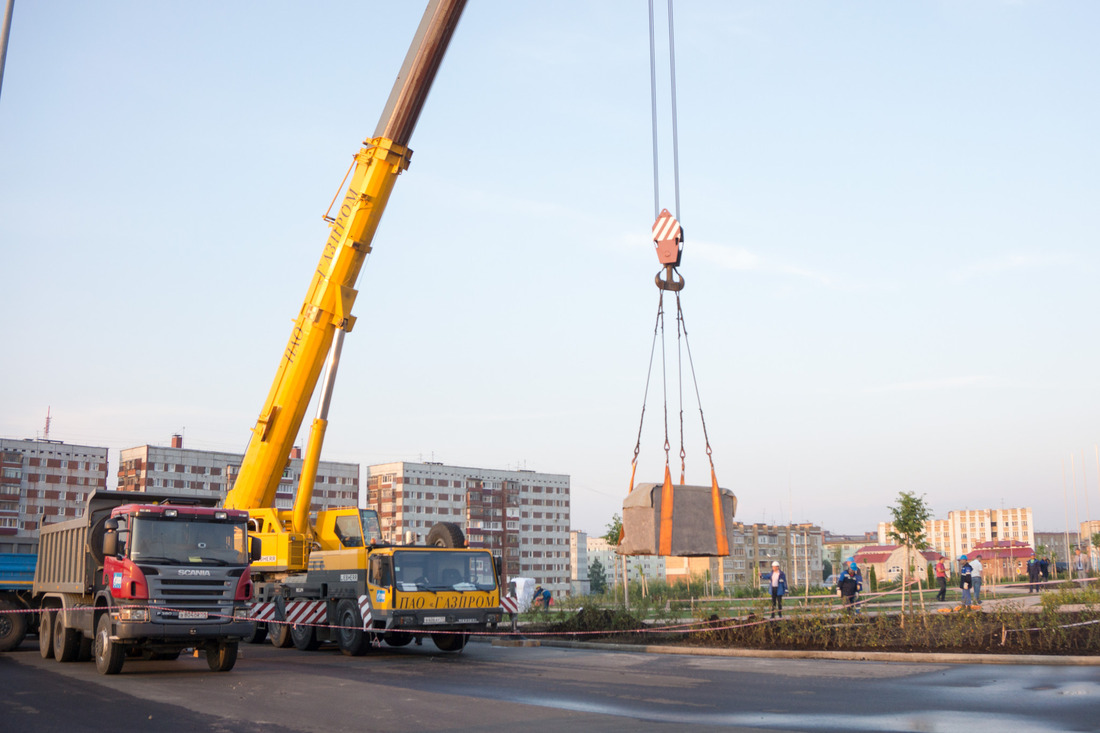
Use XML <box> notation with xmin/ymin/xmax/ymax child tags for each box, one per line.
<box><xmin>584</xmin><ymin>534</ymin><xmax>665</xmax><ymax>590</ymax></box>
<box><xmin>1034</xmin><ymin>530</ymin><xmax>1080</xmax><ymax>573</ymax></box>
<box><xmin>717</xmin><ymin>522</ymin><xmax>824</xmax><ymax>589</ymax></box>
<box><xmin>878</xmin><ymin>506</ymin><xmax>1034</xmax><ymax>560</ymax></box>
<box><xmin>117</xmin><ymin>435</ymin><xmax>358</xmax><ymax>511</ymax></box>
<box><xmin>0</xmin><ymin>438</ymin><xmax>110</xmax><ymax>552</ymax></box>
<box><xmin>366</xmin><ymin>462</ymin><xmax>570</xmax><ymax>596</ymax></box>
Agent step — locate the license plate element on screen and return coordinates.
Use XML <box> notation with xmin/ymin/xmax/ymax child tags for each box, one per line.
<box><xmin>179</xmin><ymin>611</ymin><xmax>208</xmax><ymax>620</ymax></box>
<box><xmin>422</xmin><ymin>616</ymin><xmax>446</xmax><ymax>624</ymax></box>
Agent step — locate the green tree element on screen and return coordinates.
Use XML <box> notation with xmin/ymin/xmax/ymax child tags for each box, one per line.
<box><xmin>868</xmin><ymin>565</ymin><xmax>878</xmax><ymax>592</ymax></box>
<box><xmin>588</xmin><ymin>558</ymin><xmax>607</xmax><ymax>595</ymax></box>
<box><xmin>822</xmin><ymin>558</ymin><xmax>833</xmax><ymax>581</ymax></box>
<box><xmin>887</xmin><ymin>491</ymin><xmax>932</xmax><ymax>620</ymax></box>
<box><xmin>603</xmin><ymin>513</ymin><xmax>623</xmax><ymax>545</ymax></box>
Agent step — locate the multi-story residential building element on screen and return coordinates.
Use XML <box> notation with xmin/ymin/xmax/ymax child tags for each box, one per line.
<box><xmin>878</xmin><ymin>507</ymin><xmax>1034</xmax><ymax>561</ymax></box>
<box><xmin>1034</xmin><ymin>530</ymin><xmax>1080</xmax><ymax>575</ymax></box>
<box><xmin>366</xmin><ymin>462</ymin><xmax>570</xmax><ymax>597</ymax></box>
<box><xmin>0</xmin><ymin>438</ymin><xmax>110</xmax><ymax>552</ymax></box>
<box><xmin>823</xmin><ymin>531</ymin><xmax>878</xmax><ymax>577</ymax></box>
<box><xmin>569</xmin><ymin>530</ymin><xmax>590</xmax><ymax>596</ymax></box>
<box><xmin>117</xmin><ymin>435</ymin><xmax>358</xmax><ymax>512</ymax></box>
<box><xmin>719</xmin><ymin>522</ymin><xmax>824</xmax><ymax>589</ymax></box>
<box><xmin>585</xmin><ymin>535</ymin><xmax>665</xmax><ymax>591</ymax></box>
<box><xmin>1080</xmin><ymin>520</ymin><xmax>1100</xmax><ymax>571</ymax></box>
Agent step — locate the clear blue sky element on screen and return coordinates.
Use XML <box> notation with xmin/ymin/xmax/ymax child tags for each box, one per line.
<box><xmin>3</xmin><ymin>1</ymin><xmax>1099</xmax><ymax>539</ymax></box>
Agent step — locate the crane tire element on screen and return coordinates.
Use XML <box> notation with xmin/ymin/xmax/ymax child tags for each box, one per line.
<box><xmin>336</xmin><ymin>599</ymin><xmax>370</xmax><ymax>656</ymax></box>
<box><xmin>425</xmin><ymin>522</ymin><xmax>465</xmax><ymax>548</ymax></box>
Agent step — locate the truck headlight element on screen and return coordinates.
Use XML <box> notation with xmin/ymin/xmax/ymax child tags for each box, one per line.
<box><xmin>118</xmin><ymin>608</ymin><xmax>149</xmax><ymax>623</ymax></box>
<box><xmin>233</xmin><ymin>607</ymin><xmax>252</xmax><ymax>619</ymax></box>
<box><xmin>486</xmin><ymin>613</ymin><xmax>501</xmax><ymax>623</ymax></box>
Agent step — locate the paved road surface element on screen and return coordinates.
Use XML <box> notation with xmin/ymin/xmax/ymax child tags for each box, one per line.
<box><xmin>3</xmin><ymin>638</ymin><xmax>1097</xmax><ymax>732</ymax></box>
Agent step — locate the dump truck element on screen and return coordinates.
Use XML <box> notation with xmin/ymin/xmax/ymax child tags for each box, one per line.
<box><xmin>0</xmin><ymin>551</ymin><xmax>36</xmax><ymax>651</ymax></box>
<box><xmin>32</xmin><ymin>490</ymin><xmax>258</xmax><ymax>674</ymax></box>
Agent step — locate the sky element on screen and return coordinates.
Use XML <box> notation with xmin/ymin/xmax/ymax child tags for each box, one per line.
<box><xmin>2</xmin><ymin>1</ymin><xmax>1100</xmax><ymax>539</ymax></box>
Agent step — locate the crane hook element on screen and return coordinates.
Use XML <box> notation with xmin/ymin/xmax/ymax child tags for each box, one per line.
<box><xmin>652</xmin><ymin>208</ymin><xmax>685</xmax><ymax>291</ymax></box>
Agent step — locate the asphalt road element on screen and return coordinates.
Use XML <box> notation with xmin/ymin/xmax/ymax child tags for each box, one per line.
<box><xmin>3</xmin><ymin>637</ymin><xmax>1098</xmax><ymax>732</ymax></box>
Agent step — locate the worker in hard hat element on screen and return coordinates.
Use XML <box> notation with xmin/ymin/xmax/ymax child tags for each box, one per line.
<box><xmin>958</xmin><ymin>555</ymin><xmax>974</xmax><ymax>608</ymax></box>
<box><xmin>768</xmin><ymin>561</ymin><xmax>788</xmax><ymax>619</ymax></box>
<box><xmin>837</xmin><ymin>562</ymin><xmax>862</xmax><ymax>612</ymax></box>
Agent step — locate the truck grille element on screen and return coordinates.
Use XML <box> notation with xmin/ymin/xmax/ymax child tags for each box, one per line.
<box><xmin>144</xmin><ymin>574</ymin><xmax>235</xmax><ymax>609</ymax></box>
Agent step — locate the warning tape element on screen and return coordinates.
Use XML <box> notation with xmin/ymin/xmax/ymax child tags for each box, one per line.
<box><xmin>2</xmin><ymin>593</ymin><xmax>1096</xmax><ymax>639</ymax></box>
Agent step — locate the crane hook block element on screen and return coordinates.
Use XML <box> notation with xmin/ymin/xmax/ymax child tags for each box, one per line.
<box><xmin>618</xmin><ymin>479</ymin><xmax>737</xmax><ymax>557</ymax></box>
<box><xmin>652</xmin><ymin>209</ymin><xmax>683</xmax><ymax>267</ymax></box>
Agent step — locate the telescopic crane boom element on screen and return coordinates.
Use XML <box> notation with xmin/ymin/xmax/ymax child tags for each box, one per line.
<box><xmin>224</xmin><ymin>0</ymin><xmax>465</xmax><ymax>532</ymax></box>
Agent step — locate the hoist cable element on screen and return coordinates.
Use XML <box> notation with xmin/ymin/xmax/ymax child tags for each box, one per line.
<box><xmin>666</xmin><ymin>0</ymin><xmax>682</xmax><ymax>219</ymax></box>
<box><xmin>648</xmin><ymin>0</ymin><xmax>661</xmax><ymax>220</ymax></box>
<box><xmin>631</xmin><ymin>297</ymin><xmax>666</xmax><ymax>469</ymax></box>
<box><xmin>676</xmin><ymin>293</ymin><xmax>715</xmax><ymax>467</ymax></box>
<box><xmin>677</xmin><ymin>293</ymin><xmax>686</xmax><ymax>484</ymax></box>
<box><xmin>659</xmin><ymin>292</ymin><xmax>671</xmax><ymax>465</ymax></box>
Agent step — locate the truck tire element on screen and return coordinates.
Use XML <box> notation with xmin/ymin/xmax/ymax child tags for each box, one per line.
<box><xmin>268</xmin><ymin>623</ymin><xmax>293</xmax><ymax>648</ymax></box>
<box><xmin>244</xmin><ymin>622</ymin><xmax>268</xmax><ymax>644</ymax></box>
<box><xmin>206</xmin><ymin>641</ymin><xmax>238</xmax><ymax>672</ymax></box>
<box><xmin>426</xmin><ymin>522</ymin><xmax>465</xmax><ymax>548</ymax></box>
<box><xmin>0</xmin><ymin>598</ymin><xmax>28</xmax><ymax>652</ymax></box>
<box><xmin>53</xmin><ymin>612</ymin><xmax>79</xmax><ymax>662</ymax></box>
<box><xmin>382</xmin><ymin>630</ymin><xmax>413</xmax><ymax>648</ymax></box>
<box><xmin>94</xmin><ymin>613</ymin><xmax>125</xmax><ymax>675</ymax></box>
<box><xmin>38</xmin><ymin>609</ymin><xmax>54</xmax><ymax>659</ymax></box>
<box><xmin>432</xmin><ymin>631</ymin><xmax>468</xmax><ymax>652</ymax></box>
<box><xmin>290</xmin><ymin>622</ymin><xmax>320</xmax><ymax>651</ymax></box>
<box><xmin>336</xmin><ymin>599</ymin><xmax>370</xmax><ymax>656</ymax></box>
<box><xmin>77</xmin><ymin>635</ymin><xmax>93</xmax><ymax>662</ymax></box>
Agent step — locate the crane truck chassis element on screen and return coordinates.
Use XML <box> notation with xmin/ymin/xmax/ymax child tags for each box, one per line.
<box><xmin>30</xmin><ymin>490</ymin><xmax>259</xmax><ymax>674</ymax></box>
<box><xmin>248</xmin><ymin>514</ymin><xmax>502</xmax><ymax>654</ymax></box>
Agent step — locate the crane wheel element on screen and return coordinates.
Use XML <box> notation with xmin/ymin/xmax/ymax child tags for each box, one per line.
<box><xmin>425</xmin><ymin>522</ymin><xmax>465</xmax><ymax>548</ymax></box>
<box><xmin>336</xmin><ymin>600</ymin><xmax>370</xmax><ymax>656</ymax></box>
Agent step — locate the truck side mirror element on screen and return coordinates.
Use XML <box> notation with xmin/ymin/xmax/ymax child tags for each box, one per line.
<box><xmin>249</xmin><ymin>535</ymin><xmax>262</xmax><ymax>562</ymax></box>
<box><xmin>494</xmin><ymin>555</ymin><xmax>503</xmax><ymax>584</ymax></box>
<box><xmin>103</xmin><ymin>518</ymin><xmax>119</xmax><ymax>557</ymax></box>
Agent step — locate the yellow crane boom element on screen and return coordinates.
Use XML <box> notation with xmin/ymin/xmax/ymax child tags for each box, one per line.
<box><xmin>225</xmin><ymin>0</ymin><xmax>465</xmax><ymax>523</ymax></box>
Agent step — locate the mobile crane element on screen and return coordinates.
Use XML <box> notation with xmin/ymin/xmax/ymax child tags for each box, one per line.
<box><xmin>223</xmin><ymin>0</ymin><xmax>502</xmax><ymax>655</ymax></box>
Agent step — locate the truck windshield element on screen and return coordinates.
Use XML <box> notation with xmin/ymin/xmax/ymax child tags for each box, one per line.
<box><xmin>129</xmin><ymin>517</ymin><xmax>248</xmax><ymax>566</ymax></box>
<box><xmin>391</xmin><ymin>550</ymin><xmax>498</xmax><ymax>592</ymax></box>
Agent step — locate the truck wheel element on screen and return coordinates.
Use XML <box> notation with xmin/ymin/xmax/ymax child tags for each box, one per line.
<box><xmin>432</xmin><ymin>631</ymin><xmax>468</xmax><ymax>652</ymax></box>
<box><xmin>290</xmin><ymin>622</ymin><xmax>320</xmax><ymax>651</ymax></box>
<box><xmin>38</xmin><ymin>609</ymin><xmax>54</xmax><ymax>659</ymax></box>
<box><xmin>268</xmin><ymin>623</ymin><xmax>293</xmax><ymax>648</ymax></box>
<box><xmin>94</xmin><ymin>614</ymin><xmax>125</xmax><ymax>675</ymax></box>
<box><xmin>206</xmin><ymin>641</ymin><xmax>238</xmax><ymax>672</ymax></box>
<box><xmin>426</xmin><ymin>522</ymin><xmax>466</xmax><ymax>548</ymax></box>
<box><xmin>77</xmin><ymin>635</ymin><xmax>93</xmax><ymax>662</ymax></box>
<box><xmin>0</xmin><ymin>598</ymin><xmax>28</xmax><ymax>652</ymax></box>
<box><xmin>53</xmin><ymin>612</ymin><xmax>79</xmax><ymax>662</ymax></box>
<box><xmin>382</xmin><ymin>630</ymin><xmax>413</xmax><ymax>647</ymax></box>
<box><xmin>244</xmin><ymin>622</ymin><xmax>268</xmax><ymax>644</ymax></box>
<box><xmin>336</xmin><ymin>600</ymin><xmax>369</xmax><ymax>656</ymax></box>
